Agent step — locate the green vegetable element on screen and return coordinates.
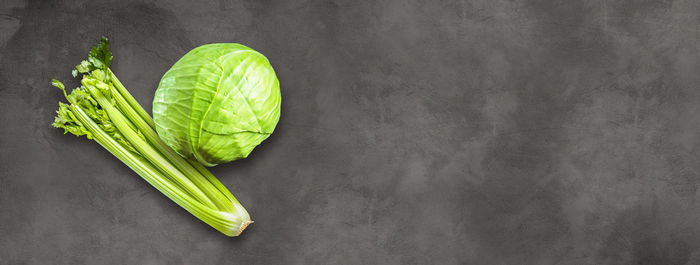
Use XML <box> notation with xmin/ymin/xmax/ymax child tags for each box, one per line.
<box><xmin>153</xmin><ymin>44</ymin><xmax>281</xmax><ymax>166</ymax></box>
<box><xmin>52</xmin><ymin>37</ymin><xmax>251</xmax><ymax>237</ymax></box>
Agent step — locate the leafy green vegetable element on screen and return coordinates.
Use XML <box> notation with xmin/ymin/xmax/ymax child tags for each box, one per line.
<box><xmin>52</xmin><ymin>37</ymin><xmax>251</xmax><ymax>237</ymax></box>
<box><xmin>153</xmin><ymin>44</ymin><xmax>281</xmax><ymax>166</ymax></box>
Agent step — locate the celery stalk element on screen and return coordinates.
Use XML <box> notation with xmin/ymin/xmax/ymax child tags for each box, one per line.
<box><xmin>51</xmin><ymin>37</ymin><xmax>251</xmax><ymax>236</ymax></box>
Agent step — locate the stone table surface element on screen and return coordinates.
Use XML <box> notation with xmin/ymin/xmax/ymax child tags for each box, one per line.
<box><xmin>3</xmin><ymin>0</ymin><xmax>700</xmax><ymax>264</ymax></box>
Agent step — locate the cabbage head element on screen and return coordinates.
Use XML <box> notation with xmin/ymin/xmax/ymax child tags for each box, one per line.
<box><xmin>153</xmin><ymin>44</ymin><xmax>281</xmax><ymax>166</ymax></box>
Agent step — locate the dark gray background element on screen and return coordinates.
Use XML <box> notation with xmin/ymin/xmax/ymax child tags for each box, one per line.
<box><xmin>2</xmin><ymin>0</ymin><xmax>700</xmax><ymax>264</ymax></box>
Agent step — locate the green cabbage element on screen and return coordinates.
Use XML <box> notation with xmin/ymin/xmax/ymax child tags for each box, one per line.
<box><xmin>153</xmin><ymin>44</ymin><xmax>281</xmax><ymax>166</ymax></box>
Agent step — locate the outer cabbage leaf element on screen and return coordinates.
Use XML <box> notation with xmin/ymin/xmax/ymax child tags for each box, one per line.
<box><xmin>153</xmin><ymin>44</ymin><xmax>281</xmax><ymax>166</ymax></box>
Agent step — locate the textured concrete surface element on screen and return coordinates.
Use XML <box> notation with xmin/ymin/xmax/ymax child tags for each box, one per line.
<box><xmin>2</xmin><ymin>0</ymin><xmax>700</xmax><ymax>264</ymax></box>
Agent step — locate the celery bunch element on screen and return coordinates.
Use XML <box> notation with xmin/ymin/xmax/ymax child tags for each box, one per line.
<box><xmin>51</xmin><ymin>37</ymin><xmax>251</xmax><ymax>236</ymax></box>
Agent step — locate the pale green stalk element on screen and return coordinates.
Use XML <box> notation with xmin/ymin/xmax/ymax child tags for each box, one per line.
<box><xmin>52</xmin><ymin>37</ymin><xmax>251</xmax><ymax>236</ymax></box>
